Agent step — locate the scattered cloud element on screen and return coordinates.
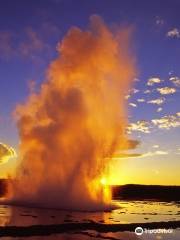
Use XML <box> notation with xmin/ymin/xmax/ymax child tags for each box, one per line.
<box><xmin>138</xmin><ymin>150</ymin><xmax>168</xmax><ymax>158</ymax></box>
<box><xmin>152</xmin><ymin>114</ymin><xmax>180</xmax><ymax>129</ymax></box>
<box><xmin>129</xmin><ymin>88</ymin><xmax>139</xmax><ymax>94</ymax></box>
<box><xmin>125</xmin><ymin>94</ymin><xmax>130</xmax><ymax>100</ymax></box>
<box><xmin>0</xmin><ymin>143</ymin><xmax>16</xmax><ymax>164</ymax></box>
<box><xmin>133</xmin><ymin>78</ymin><xmax>140</xmax><ymax>82</ymax></box>
<box><xmin>112</xmin><ymin>139</ymin><xmax>141</xmax><ymax>159</ymax></box>
<box><xmin>155</xmin><ymin>150</ymin><xmax>168</xmax><ymax>155</ymax></box>
<box><xmin>115</xmin><ymin>150</ymin><xmax>168</xmax><ymax>159</ymax></box>
<box><xmin>147</xmin><ymin>97</ymin><xmax>165</xmax><ymax>105</ymax></box>
<box><xmin>137</xmin><ymin>98</ymin><xmax>145</xmax><ymax>103</ymax></box>
<box><xmin>157</xmin><ymin>107</ymin><xmax>163</xmax><ymax>112</ymax></box>
<box><xmin>112</xmin><ymin>153</ymin><xmax>142</xmax><ymax>159</ymax></box>
<box><xmin>120</xmin><ymin>139</ymin><xmax>140</xmax><ymax>150</ymax></box>
<box><xmin>166</xmin><ymin>28</ymin><xmax>180</xmax><ymax>38</ymax></box>
<box><xmin>129</xmin><ymin>103</ymin><xmax>137</xmax><ymax>107</ymax></box>
<box><xmin>127</xmin><ymin>139</ymin><xmax>140</xmax><ymax>149</ymax></box>
<box><xmin>147</xmin><ymin>77</ymin><xmax>162</xmax><ymax>86</ymax></box>
<box><xmin>169</xmin><ymin>77</ymin><xmax>180</xmax><ymax>87</ymax></box>
<box><xmin>153</xmin><ymin>144</ymin><xmax>159</xmax><ymax>148</ymax></box>
<box><xmin>144</xmin><ymin>89</ymin><xmax>151</xmax><ymax>94</ymax></box>
<box><xmin>128</xmin><ymin>112</ymin><xmax>180</xmax><ymax>135</ymax></box>
<box><xmin>157</xmin><ymin>87</ymin><xmax>176</xmax><ymax>95</ymax></box>
<box><xmin>127</xmin><ymin>120</ymin><xmax>150</xmax><ymax>133</ymax></box>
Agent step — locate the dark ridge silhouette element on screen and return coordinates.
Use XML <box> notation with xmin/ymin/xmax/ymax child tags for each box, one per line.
<box><xmin>0</xmin><ymin>221</ymin><xmax>180</xmax><ymax>237</ymax></box>
<box><xmin>112</xmin><ymin>184</ymin><xmax>180</xmax><ymax>201</ymax></box>
<box><xmin>0</xmin><ymin>179</ymin><xmax>7</xmax><ymax>197</ymax></box>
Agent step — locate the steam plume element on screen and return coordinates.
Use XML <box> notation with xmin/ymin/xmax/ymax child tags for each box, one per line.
<box><xmin>11</xmin><ymin>16</ymin><xmax>135</xmax><ymax>210</ymax></box>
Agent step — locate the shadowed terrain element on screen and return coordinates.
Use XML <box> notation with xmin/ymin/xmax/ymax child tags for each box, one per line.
<box><xmin>0</xmin><ymin>221</ymin><xmax>180</xmax><ymax>237</ymax></box>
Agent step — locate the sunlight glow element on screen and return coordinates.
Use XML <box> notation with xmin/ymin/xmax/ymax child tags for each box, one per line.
<box><xmin>100</xmin><ymin>177</ymin><xmax>107</xmax><ymax>185</ymax></box>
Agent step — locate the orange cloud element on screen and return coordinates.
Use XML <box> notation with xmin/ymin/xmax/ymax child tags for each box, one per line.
<box><xmin>0</xmin><ymin>143</ymin><xmax>16</xmax><ymax>164</ymax></box>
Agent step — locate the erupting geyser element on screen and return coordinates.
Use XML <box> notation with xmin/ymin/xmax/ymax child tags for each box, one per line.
<box><xmin>10</xmin><ymin>16</ymin><xmax>135</xmax><ymax>210</ymax></box>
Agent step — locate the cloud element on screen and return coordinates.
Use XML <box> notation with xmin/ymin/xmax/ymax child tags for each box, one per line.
<box><xmin>147</xmin><ymin>77</ymin><xmax>162</xmax><ymax>86</ymax></box>
<box><xmin>152</xmin><ymin>114</ymin><xmax>180</xmax><ymax>129</ymax></box>
<box><xmin>129</xmin><ymin>102</ymin><xmax>137</xmax><ymax>107</ymax></box>
<box><xmin>147</xmin><ymin>97</ymin><xmax>165</xmax><ymax>105</ymax></box>
<box><xmin>129</xmin><ymin>88</ymin><xmax>139</xmax><ymax>94</ymax></box>
<box><xmin>112</xmin><ymin>150</ymin><xmax>168</xmax><ymax>159</ymax></box>
<box><xmin>143</xmin><ymin>150</ymin><xmax>168</xmax><ymax>157</ymax></box>
<box><xmin>120</xmin><ymin>139</ymin><xmax>140</xmax><ymax>150</ymax></box>
<box><xmin>166</xmin><ymin>28</ymin><xmax>180</xmax><ymax>38</ymax></box>
<box><xmin>153</xmin><ymin>145</ymin><xmax>159</xmax><ymax>148</ymax></box>
<box><xmin>127</xmin><ymin>139</ymin><xmax>140</xmax><ymax>149</ymax></box>
<box><xmin>169</xmin><ymin>77</ymin><xmax>180</xmax><ymax>87</ymax></box>
<box><xmin>133</xmin><ymin>78</ymin><xmax>140</xmax><ymax>82</ymax></box>
<box><xmin>0</xmin><ymin>143</ymin><xmax>16</xmax><ymax>164</ymax></box>
<box><xmin>111</xmin><ymin>153</ymin><xmax>142</xmax><ymax>159</ymax></box>
<box><xmin>137</xmin><ymin>98</ymin><xmax>145</xmax><ymax>102</ymax></box>
<box><xmin>144</xmin><ymin>89</ymin><xmax>151</xmax><ymax>94</ymax></box>
<box><xmin>125</xmin><ymin>94</ymin><xmax>130</xmax><ymax>99</ymax></box>
<box><xmin>127</xmin><ymin>120</ymin><xmax>150</xmax><ymax>133</ymax></box>
<box><xmin>157</xmin><ymin>87</ymin><xmax>176</xmax><ymax>95</ymax></box>
<box><xmin>157</xmin><ymin>107</ymin><xmax>163</xmax><ymax>112</ymax></box>
<box><xmin>128</xmin><ymin>113</ymin><xmax>180</xmax><ymax>134</ymax></box>
<box><xmin>155</xmin><ymin>150</ymin><xmax>168</xmax><ymax>155</ymax></box>
<box><xmin>111</xmin><ymin>139</ymin><xmax>141</xmax><ymax>159</ymax></box>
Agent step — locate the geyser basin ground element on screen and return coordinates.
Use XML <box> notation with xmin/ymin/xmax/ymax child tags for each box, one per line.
<box><xmin>0</xmin><ymin>200</ymin><xmax>180</xmax><ymax>239</ymax></box>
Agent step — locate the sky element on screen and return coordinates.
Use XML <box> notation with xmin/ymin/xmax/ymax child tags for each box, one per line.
<box><xmin>0</xmin><ymin>0</ymin><xmax>180</xmax><ymax>185</ymax></box>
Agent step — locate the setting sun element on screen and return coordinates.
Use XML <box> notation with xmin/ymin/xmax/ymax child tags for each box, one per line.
<box><xmin>100</xmin><ymin>177</ymin><xmax>107</xmax><ymax>186</ymax></box>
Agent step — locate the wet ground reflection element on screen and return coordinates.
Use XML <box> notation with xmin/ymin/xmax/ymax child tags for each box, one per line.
<box><xmin>0</xmin><ymin>200</ymin><xmax>180</xmax><ymax>239</ymax></box>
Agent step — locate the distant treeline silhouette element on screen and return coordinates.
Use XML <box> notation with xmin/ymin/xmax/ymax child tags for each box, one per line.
<box><xmin>112</xmin><ymin>184</ymin><xmax>180</xmax><ymax>201</ymax></box>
